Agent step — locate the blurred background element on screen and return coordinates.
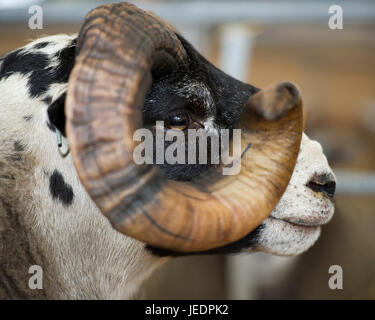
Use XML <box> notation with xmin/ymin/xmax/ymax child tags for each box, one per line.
<box><xmin>1</xmin><ymin>0</ymin><xmax>374</xmax><ymax>299</ymax></box>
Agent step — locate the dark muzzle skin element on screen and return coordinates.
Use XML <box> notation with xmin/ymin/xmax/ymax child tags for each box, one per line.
<box><xmin>66</xmin><ymin>2</ymin><xmax>303</xmax><ymax>252</ymax></box>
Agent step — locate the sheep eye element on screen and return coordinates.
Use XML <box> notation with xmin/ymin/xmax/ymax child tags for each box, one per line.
<box><xmin>165</xmin><ymin>114</ymin><xmax>189</xmax><ymax>131</ymax></box>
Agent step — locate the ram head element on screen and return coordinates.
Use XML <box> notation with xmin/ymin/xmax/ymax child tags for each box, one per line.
<box><xmin>65</xmin><ymin>2</ymin><xmax>335</xmax><ymax>254</ymax></box>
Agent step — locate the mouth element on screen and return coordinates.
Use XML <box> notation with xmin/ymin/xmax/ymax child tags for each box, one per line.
<box><xmin>269</xmin><ymin>216</ymin><xmax>322</xmax><ymax>230</ymax></box>
<box><xmin>269</xmin><ymin>194</ymin><xmax>335</xmax><ymax>230</ymax></box>
<box><xmin>255</xmin><ymin>214</ymin><xmax>324</xmax><ymax>256</ymax></box>
<box><xmin>265</xmin><ymin>216</ymin><xmax>323</xmax><ymax>245</ymax></box>
<box><xmin>268</xmin><ymin>205</ymin><xmax>334</xmax><ymax>232</ymax></box>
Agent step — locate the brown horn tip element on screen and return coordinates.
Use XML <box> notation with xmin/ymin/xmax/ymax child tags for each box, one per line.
<box><xmin>247</xmin><ymin>82</ymin><xmax>301</xmax><ymax>121</ymax></box>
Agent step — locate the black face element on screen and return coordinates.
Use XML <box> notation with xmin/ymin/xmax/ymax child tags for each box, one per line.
<box><xmin>142</xmin><ymin>35</ymin><xmax>259</xmax><ymax>181</ymax></box>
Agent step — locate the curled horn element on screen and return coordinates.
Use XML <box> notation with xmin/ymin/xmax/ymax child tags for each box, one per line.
<box><xmin>66</xmin><ymin>2</ymin><xmax>303</xmax><ymax>252</ymax></box>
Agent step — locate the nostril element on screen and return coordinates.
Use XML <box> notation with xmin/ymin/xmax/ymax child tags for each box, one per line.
<box><xmin>307</xmin><ymin>173</ymin><xmax>336</xmax><ymax>199</ymax></box>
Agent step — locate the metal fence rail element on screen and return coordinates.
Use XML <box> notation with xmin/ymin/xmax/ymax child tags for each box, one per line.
<box><xmin>335</xmin><ymin>171</ymin><xmax>375</xmax><ymax>194</ymax></box>
<box><xmin>1</xmin><ymin>0</ymin><xmax>375</xmax><ymax>25</ymax></box>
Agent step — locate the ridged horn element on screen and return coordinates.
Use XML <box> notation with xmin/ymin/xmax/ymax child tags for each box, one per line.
<box><xmin>66</xmin><ymin>2</ymin><xmax>303</xmax><ymax>252</ymax></box>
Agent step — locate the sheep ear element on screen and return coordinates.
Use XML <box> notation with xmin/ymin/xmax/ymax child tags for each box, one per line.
<box><xmin>47</xmin><ymin>92</ymin><xmax>66</xmax><ymax>135</ymax></box>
